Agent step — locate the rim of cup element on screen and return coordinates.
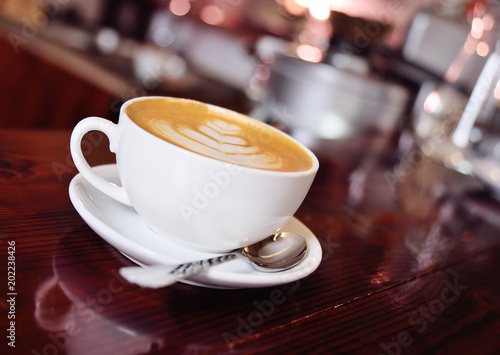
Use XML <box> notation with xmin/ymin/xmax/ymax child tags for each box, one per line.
<box><xmin>119</xmin><ymin>96</ymin><xmax>319</xmax><ymax>177</ymax></box>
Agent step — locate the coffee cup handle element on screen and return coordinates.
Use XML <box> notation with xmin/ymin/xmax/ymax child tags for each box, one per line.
<box><xmin>70</xmin><ymin>117</ymin><xmax>132</xmax><ymax>206</ymax></box>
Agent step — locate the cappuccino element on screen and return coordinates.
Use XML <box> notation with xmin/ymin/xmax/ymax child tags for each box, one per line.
<box><xmin>71</xmin><ymin>96</ymin><xmax>319</xmax><ymax>251</ymax></box>
<box><xmin>126</xmin><ymin>98</ymin><xmax>312</xmax><ymax>172</ymax></box>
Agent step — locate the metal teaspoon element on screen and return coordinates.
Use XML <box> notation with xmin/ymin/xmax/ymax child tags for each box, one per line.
<box><xmin>118</xmin><ymin>232</ymin><xmax>308</xmax><ymax>288</ymax></box>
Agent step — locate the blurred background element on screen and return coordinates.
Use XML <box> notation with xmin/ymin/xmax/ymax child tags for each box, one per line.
<box><xmin>0</xmin><ymin>0</ymin><xmax>485</xmax><ymax>127</ymax></box>
<box><xmin>0</xmin><ymin>0</ymin><xmax>499</xmax><ymax>172</ymax></box>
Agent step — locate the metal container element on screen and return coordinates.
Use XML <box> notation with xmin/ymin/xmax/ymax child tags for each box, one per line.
<box><xmin>252</xmin><ymin>54</ymin><xmax>409</xmax><ymax>142</ymax></box>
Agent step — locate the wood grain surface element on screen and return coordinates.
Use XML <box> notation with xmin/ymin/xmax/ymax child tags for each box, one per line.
<box><xmin>1</xmin><ymin>129</ymin><xmax>500</xmax><ymax>354</ymax></box>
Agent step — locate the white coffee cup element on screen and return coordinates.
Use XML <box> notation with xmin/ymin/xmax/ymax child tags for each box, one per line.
<box><xmin>70</xmin><ymin>96</ymin><xmax>319</xmax><ymax>252</ymax></box>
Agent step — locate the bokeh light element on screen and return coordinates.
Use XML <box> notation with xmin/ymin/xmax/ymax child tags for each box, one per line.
<box><xmin>476</xmin><ymin>41</ymin><xmax>490</xmax><ymax>57</ymax></box>
<box><xmin>169</xmin><ymin>0</ymin><xmax>191</xmax><ymax>17</ymax></box>
<box><xmin>200</xmin><ymin>5</ymin><xmax>225</xmax><ymax>25</ymax></box>
<box><xmin>296</xmin><ymin>44</ymin><xmax>323</xmax><ymax>62</ymax></box>
<box><xmin>308</xmin><ymin>0</ymin><xmax>330</xmax><ymax>20</ymax></box>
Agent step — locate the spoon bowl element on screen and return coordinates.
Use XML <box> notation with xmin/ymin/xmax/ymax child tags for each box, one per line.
<box><xmin>119</xmin><ymin>232</ymin><xmax>307</xmax><ymax>288</ymax></box>
<box><xmin>242</xmin><ymin>232</ymin><xmax>307</xmax><ymax>271</ymax></box>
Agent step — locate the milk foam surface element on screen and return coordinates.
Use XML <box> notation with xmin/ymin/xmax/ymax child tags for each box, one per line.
<box><xmin>126</xmin><ymin>98</ymin><xmax>312</xmax><ymax>172</ymax></box>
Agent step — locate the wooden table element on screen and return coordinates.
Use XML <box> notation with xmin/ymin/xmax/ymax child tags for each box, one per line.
<box><xmin>1</xmin><ymin>128</ymin><xmax>500</xmax><ymax>354</ymax></box>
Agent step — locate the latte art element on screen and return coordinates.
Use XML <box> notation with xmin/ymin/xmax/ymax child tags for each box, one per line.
<box><xmin>150</xmin><ymin>118</ymin><xmax>285</xmax><ymax>170</ymax></box>
<box><xmin>126</xmin><ymin>98</ymin><xmax>313</xmax><ymax>172</ymax></box>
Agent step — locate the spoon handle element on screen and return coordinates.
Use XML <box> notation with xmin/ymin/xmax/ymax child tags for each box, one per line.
<box><xmin>119</xmin><ymin>253</ymin><xmax>238</xmax><ymax>288</ymax></box>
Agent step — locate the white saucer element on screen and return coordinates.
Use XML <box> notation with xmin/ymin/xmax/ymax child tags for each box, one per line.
<box><xmin>69</xmin><ymin>164</ymin><xmax>322</xmax><ymax>289</ymax></box>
